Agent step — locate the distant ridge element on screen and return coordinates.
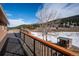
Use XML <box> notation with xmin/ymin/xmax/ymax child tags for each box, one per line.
<box><xmin>9</xmin><ymin>15</ymin><xmax>79</xmax><ymax>29</ymax></box>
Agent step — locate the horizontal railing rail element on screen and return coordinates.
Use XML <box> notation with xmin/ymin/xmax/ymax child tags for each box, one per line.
<box><xmin>20</xmin><ymin>29</ymin><xmax>77</xmax><ymax>56</ymax></box>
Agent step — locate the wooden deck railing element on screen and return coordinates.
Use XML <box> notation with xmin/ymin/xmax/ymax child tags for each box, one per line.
<box><xmin>20</xmin><ymin>29</ymin><xmax>77</xmax><ymax>56</ymax></box>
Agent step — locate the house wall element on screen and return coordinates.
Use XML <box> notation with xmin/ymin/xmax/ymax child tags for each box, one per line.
<box><xmin>0</xmin><ymin>24</ymin><xmax>7</xmax><ymax>31</ymax></box>
<box><xmin>0</xmin><ymin>24</ymin><xmax>8</xmax><ymax>53</ymax></box>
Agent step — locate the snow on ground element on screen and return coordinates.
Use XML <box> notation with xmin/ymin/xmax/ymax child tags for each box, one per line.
<box><xmin>31</xmin><ymin>32</ymin><xmax>79</xmax><ymax>48</ymax></box>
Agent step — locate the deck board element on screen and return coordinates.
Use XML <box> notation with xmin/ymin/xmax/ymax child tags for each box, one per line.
<box><xmin>1</xmin><ymin>32</ymin><xmax>26</xmax><ymax>56</ymax></box>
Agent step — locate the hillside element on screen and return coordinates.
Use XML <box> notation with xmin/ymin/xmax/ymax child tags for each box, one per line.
<box><xmin>9</xmin><ymin>15</ymin><xmax>79</xmax><ymax>30</ymax></box>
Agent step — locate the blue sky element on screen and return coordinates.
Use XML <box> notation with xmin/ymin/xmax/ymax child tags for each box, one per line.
<box><xmin>1</xmin><ymin>3</ymin><xmax>79</xmax><ymax>27</ymax></box>
<box><xmin>2</xmin><ymin>3</ymin><xmax>43</xmax><ymax>27</ymax></box>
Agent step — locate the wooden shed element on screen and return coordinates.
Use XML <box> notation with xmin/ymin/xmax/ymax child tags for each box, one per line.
<box><xmin>57</xmin><ymin>37</ymin><xmax>72</xmax><ymax>49</ymax></box>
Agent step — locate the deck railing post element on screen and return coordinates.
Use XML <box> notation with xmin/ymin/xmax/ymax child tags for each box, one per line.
<box><xmin>23</xmin><ymin>33</ymin><xmax>25</xmax><ymax>43</ymax></box>
<box><xmin>51</xmin><ymin>48</ymin><xmax>52</xmax><ymax>56</ymax></box>
<box><xmin>20</xmin><ymin>29</ymin><xmax>21</xmax><ymax>38</ymax></box>
<box><xmin>42</xmin><ymin>44</ymin><xmax>43</xmax><ymax>56</ymax></box>
<box><xmin>33</xmin><ymin>39</ymin><xmax>36</xmax><ymax>56</ymax></box>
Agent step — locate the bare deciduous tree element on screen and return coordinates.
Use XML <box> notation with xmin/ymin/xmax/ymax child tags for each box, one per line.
<box><xmin>36</xmin><ymin>4</ymin><xmax>59</xmax><ymax>41</ymax></box>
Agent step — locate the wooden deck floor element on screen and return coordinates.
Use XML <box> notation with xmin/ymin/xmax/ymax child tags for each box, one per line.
<box><xmin>0</xmin><ymin>32</ymin><xmax>27</xmax><ymax>56</ymax></box>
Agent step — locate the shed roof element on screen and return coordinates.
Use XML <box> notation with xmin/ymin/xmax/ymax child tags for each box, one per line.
<box><xmin>57</xmin><ymin>37</ymin><xmax>72</xmax><ymax>41</ymax></box>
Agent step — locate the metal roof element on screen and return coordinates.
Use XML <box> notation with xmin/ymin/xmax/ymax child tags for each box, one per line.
<box><xmin>57</xmin><ymin>37</ymin><xmax>72</xmax><ymax>41</ymax></box>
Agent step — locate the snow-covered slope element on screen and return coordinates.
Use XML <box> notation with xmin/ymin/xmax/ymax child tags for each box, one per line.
<box><xmin>31</xmin><ymin>32</ymin><xmax>79</xmax><ymax>47</ymax></box>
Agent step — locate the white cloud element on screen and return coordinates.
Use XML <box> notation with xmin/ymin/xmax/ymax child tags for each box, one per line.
<box><xmin>6</xmin><ymin>13</ymin><xmax>13</xmax><ymax>17</ymax></box>
<box><xmin>8</xmin><ymin>18</ymin><xmax>29</xmax><ymax>27</ymax></box>
<box><xmin>36</xmin><ymin>3</ymin><xmax>79</xmax><ymax>22</ymax></box>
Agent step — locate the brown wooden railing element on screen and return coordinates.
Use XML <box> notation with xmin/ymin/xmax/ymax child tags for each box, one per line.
<box><xmin>20</xmin><ymin>29</ymin><xmax>77</xmax><ymax>56</ymax></box>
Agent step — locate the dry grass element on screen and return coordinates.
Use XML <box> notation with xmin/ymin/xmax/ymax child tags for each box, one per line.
<box><xmin>8</xmin><ymin>29</ymin><xmax>20</xmax><ymax>33</ymax></box>
<box><xmin>69</xmin><ymin>46</ymin><xmax>79</xmax><ymax>55</ymax></box>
